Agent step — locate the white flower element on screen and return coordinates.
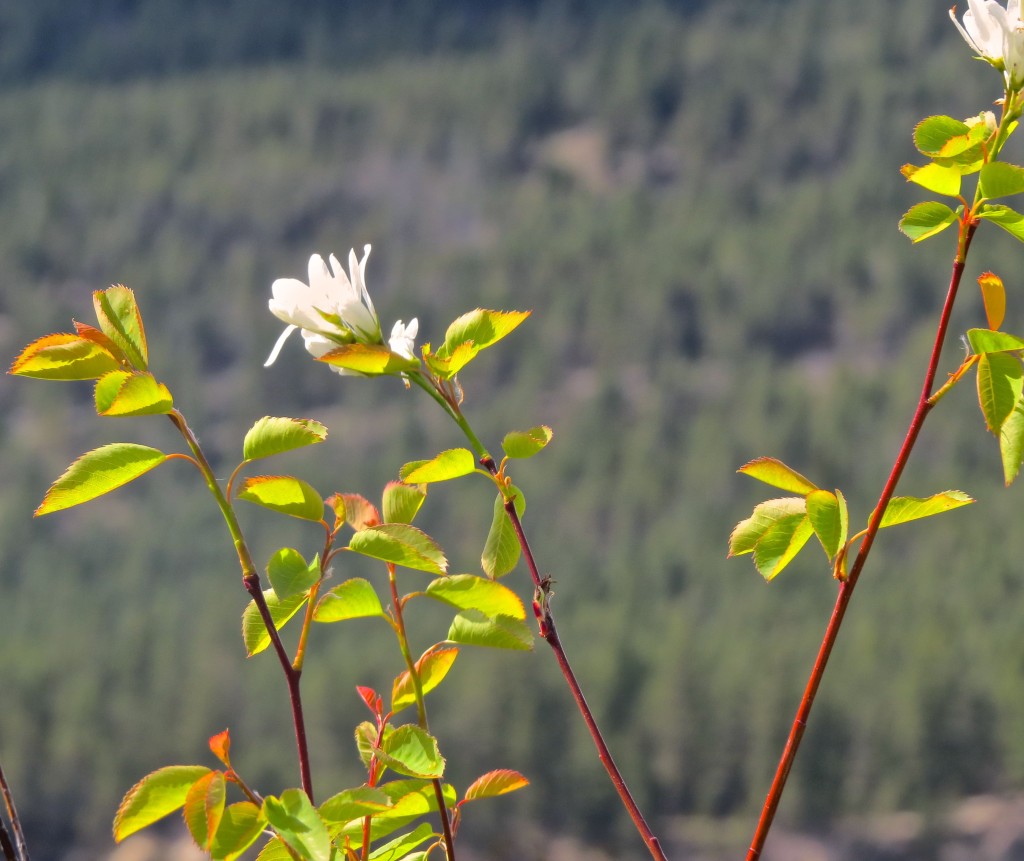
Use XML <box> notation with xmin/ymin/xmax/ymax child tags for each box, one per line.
<box><xmin>388</xmin><ymin>318</ymin><xmax>419</xmax><ymax>360</ymax></box>
<box><xmin>951</xmin><ymin>1</ymin><xmax>1024</xmax><ymax>90</ymax></box>
<box><xmin>265</xmin><ymin>245</ymin><xmax>382</xmax><ymax>367</ymax></box>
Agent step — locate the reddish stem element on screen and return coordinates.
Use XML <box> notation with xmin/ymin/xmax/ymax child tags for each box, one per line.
<box><xmin>745</xmin><ymin>223</ymin><xmax>977</xmax><ymax>860</ymax></box>
<box><xmin>0</xmin><ymin>763</ymin><xmax>28</xmax><ymax>861</ymax></box>
<box><xmin>482</xmin><ymin>458</ymin><xmax>667</xmax><ymax>861</ymax></box>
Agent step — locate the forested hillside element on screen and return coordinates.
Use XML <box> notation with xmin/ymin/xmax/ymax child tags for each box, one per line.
<box><xmin>3</xmin><ymin>1</ymin><xmax>1024</xmax><ymax>858</ymax></box>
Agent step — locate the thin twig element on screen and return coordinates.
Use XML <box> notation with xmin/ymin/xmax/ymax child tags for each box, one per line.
<box><xmin>0</xmin><ymin>763</ymin><xmax>28</xmax><ymax>861</ymax></box>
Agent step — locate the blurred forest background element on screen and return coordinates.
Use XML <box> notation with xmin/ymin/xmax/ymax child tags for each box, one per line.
<box><xmin>3</xmin><ymin>0</ymin><xmax>1024</xmax><ymax>858</ymax></box>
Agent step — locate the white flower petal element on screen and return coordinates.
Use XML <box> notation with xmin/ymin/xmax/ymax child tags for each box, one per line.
<box><xmin>265</xmin><ymin>324</ymin><xmax>298</xmax><ymax>367</ymax></box>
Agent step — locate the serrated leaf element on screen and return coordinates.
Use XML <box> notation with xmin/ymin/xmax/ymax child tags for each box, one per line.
<box><xmin>737</xmin><ymin>457</ymin><xmax>818</xmax><ymax>494</ymax></box>
<box><xmin>355</xmin><ymin>721</ymin><xmax>380</xmax><ymax>770</ymax></box>
<box><xmin>399</xmin><ymin>449</ymin><xmax>477</xmax><ymax>484</ymax></box>
<box><xmin>447</xmin><ymin>610</ymin><xmax>533</xmax><ymax>651</ymax></box>
<box><xmin>333</xmin><ymin>782</ymin><xmax>455</xmax><ymax>846</ymax></box>
<box><xmin>914</xmin><ymin>115</ymin><xmax>971</xmax><ymax>156</ymax></box>
<box><xmin>254</xmin><ymin>837</ymin><xmax>294</xmax><ymax>861</ymax></box>
<box><xmin>422</xmin><ymin>341</ymin><xmax>477</xmax><ymax>379</ymax></box>
<box><xmin>391</xmin><ymin>647</ymin><xmax>459</xmax><ymax>713</ymax></box>
<box><xmin>262</xmin><ymin>789</ymin><xmax>332</xmax><ymax>861</ymax></box>
<box><xmin>901</xmin><ymin>162</ymin><xmax>961</xmax><ymax>197</ymax></box>
<box><xmin>376</xmin><ymin>725</ymin><xmax>445</xmax><ymax>779</ymax></box>
<box><xmin>977</xmin><ymin>203</ymin><xmax>1024</xmax><ymax>242</ymax></box>
<box><xmin>208</xmin><ymin>802</ymin><xmax>266</xmax><ymax>861</ymax></box>
<box><xmin>899</xmin><ymin>201</ymin><xmax>959</xmax><ymax>242</ymax></box>
<box><xmin>9</xmin><ymin>332</ymin><xmax>121</xmax><ymax>380</ymax></box>
<box><xmin>319</xmin><ymin>343</ymin><xmax>419</xmax><ymax>375</ymax></box>
<box><xmin>36</xmin><ymin>443</ymin><xmax>167</xmax><ymax>516</ymax></box>
<box><xmin>1000</xmin><ymin>397</ymin><xmax>1024</xmax><ymax>485</ymax></box>
<box><xmin>183</xmin><ymin>770</ymin><xmax>226</xmax><ymax>850</ymax></box>
<box><xmin>728</xmin><ymin>497</ymin><xmax>807</xmax><ymax>557</ymax></box>
<box><xmin>383</xmin><ymin>481</ymin><xmax>427</xmax><ymax>525</ymax></box>
<box><xmin>806</xmin><ymin>489</ymin><xmax>847</xmax><ymax>561</ymax></box>
<box><xmin>93</xmin><ymin>285</ymin><xmax>148</xmax><ymax>370</ymax></box>
<box><xmin>977</xmin><ymin>351</ymin><xmax>1024</xmax><ymax>433</ymax></box>
<box><xmin>334</xmin><ymin>493</ymin><xmax>381</xmax><ymax>531</ymax></box>
<box><xmin>318</xmin><ymin>787</ymin><xmax>392</xmax><ymax>825</ymax></box>
<box><xmin>237</xmin><ymin>476</ymin><xmax>324</xmax><ymax>522</ymax></box>
<box><xmin>424</xmin><ymin>575</ymin><xmax>525</xmax><ymax>619</ymax></box>
<box><xmin>113</xmin><ymin>765</ymin><xmax>212</xmax><ymax>841</ymax></box>
<box><xmin>876</xmin><ymin>491</ymin><xmax>974</xmax><ymax>528</ymax></box>
<box><xmin>980</xmin><ymin>162</ymin><xmax>1024</xmax><ymax>199</ymax></box>
<box><xmin>313</xmin><ymin>578</ymin><xmax>385</xmax><ymax>623</ymax></box>
<box><xmin>436</xmin><ymin>309</ymin><xmax>531</xmax><ymax>360</ymax></box>
<box><xmin>242</xmin><ymin>589</ymin><xmax>308</xmax><ymax>656</ymax></box>
<box><xmin>481</xmin><ymin>486</ymin><xmax>526</xmax><ymax>578</ymax></box>
<box><xmin>462</xmin><ymin>769</ymin><xmax>529</xmax><ymax>802</ymax></box>
<box><xmin>368</xmin><ymin>822</ymin><xmax>435</xmax><ymax>861</ymax></box>
<box><xmin>502</xmin><ymin>426</ymin><xmax>554</xmax><ymax>459</ymax></box>
<box><xmin>94</xmin><ymin>370</ymin><xmax>173</xmax><ymax>416</ymax></box>
<box><xmin>978</xmin><ymin>272</ymin><xmax>1007</xmax><ymax>331</ymax></box>
<box><xmin>752</xmin><ymin>514</ymin><xmax>814</xmax><ymax>581</ymax></box>
<box><xmin>243</xmin><ymin>417</ymin><xmax>328</xmax><ymax>462</ymax></box>
<box><xmin>209</xmin><ymin>729</ymin><xmax>231</xmax><ymax>768</ymax></box>
<box><xmin>348</xmin><ymin>524</ymin><xmax>447</xmax><ymax>574</ymax></box>
<box><xmin>267</xmin><ymin>548</ymin><xmax>320</xmax><ymax>600</ymax></box>
<box><xmin>966</xmin><ymin>328</ymin><xmax>1024</xmax><ymax>353</ymax></box>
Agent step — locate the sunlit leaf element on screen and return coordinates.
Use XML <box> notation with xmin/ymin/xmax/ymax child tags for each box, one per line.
<box><xmin>424</xmin><ymin>574</ymin><xmax>525</xmax><ymax>619</ymax></box>
<box><xmin>391</xmin><ymin>647</ymin><xmax>459</xmax><ymax>713</ymax></box>
<box><xmin>876</xmin><ymin>491</ymin><xmax>974</xmax><ymax>528</ymax></box>
<box><xmin>333</xmin><ymin>782</ymin><xmax>456</xmax><ymax>846</ymax></box>
<box><xmin>1000</xmin><ymin>397</ymin><xmax>1024</xmax><ymax>485</ymax></box>
<box><xmin>752</xmin><ymin>514</ymin><xmax>814</xmax><ymax>581</ymax></box>
<box><xmin>728</xmin><ymin>497</ymin><xmax>806</xmax><ymax>557</ymax></box>
<box><xmin>368</xmin><ymin>823</ymin><xmax>435</xmax><ymax>861</ymax></box>
<box><xmin>318</xmin><ymin>787</ymin><xmax>392</xmax><ymax>825</ymax></box>
<box><xmin>980</xmin><ymin>161</ymin><xmax>1024</xmax><ymax>199</ymax></box>
<box><xmin>267</xmin><ymin>548</ymin><xmax>320</xmax><ymax>600</ymax></box>
<box><xmin>447</xmin><ymin>610</ymin><xmax>533</xmax><ymax>651</ymax></box>
<box><xmin>502</xmin><ymin>426</ymin><xmax>554</xmax><ymax>459</ymax></box>
<box><xmin>262</xmin><ymin>789</ymin><xmax>332</xmax><ymax>861</ymax></box>
<box><xmin>208</xmin><ymin>729</ymin><xmax>231</xmax><ymax>768</ymax></box>
<box><xmin>94</xmin><ymin>370</ymin><xmax>173</xmax><ymax>416</ymax></box>
<box><xmin>93</xmin><ymin>285</ymin><xmax>148</xmax><ymax>370</ymax></box>
<box><xmin>806</xmin><ymin>489</ymin><xmax>845</xmax><ymax>561</ymax></box>
<box><xmin>237</xmin><ymin>475</ymin><xmax>324</xmax><ymax>522</ymax></box>
<box><xmin>242</xmin><ymin>417</ymin><xmax>328</xmax><ymax>462</ymax></box>
<box><xmin>977</xmin><ymin>203</ymin><xmax>1024</xmax><ymax>242</ymax></box>
<box><xmin>183</xmin><ymin>770</ymin><xmax>226</xmax><ymax>850</ymax></box>
<box><xmin>9</xmin><ymin>332</ymin><xmax>121</xmax><ymax>380</ymax></box>
<box><xmin>913</xmin><ymin>115</ymin><xmax>971</xmax><ymax>156</ymax></box>
<box><xmin>113</xmin><ymin>765</ymin><xmax>212</xmax><ymax>840</ymax></box>
<box><xmin>436</xmin><ymin>309</ymin><xmax>531</xmax><ymax>360</ymax></box>
<box><xmin>399</xmin><ymin>449</ymin><xmax>477</xmax><ymax>483</ymax></box>
<box><xmin>242</xmin><ymin>589</ymin><xmax>308</xmax><ymax>656</ymax></box>
<box><xmin>966</xmin><ymin>328</ymin><xmax>1024</xmax><ymax>354</ymax></box>
<box><xmin>899</xmin><ymin>201</ymin><xmax>959</xmax><ymax>242</ymax></box>
<box><xmin>208</xmin><ymin>802</ymin><xmax>266</xmax><ymax>861</ymax></box>
<box><xmin>462</xmin><ymin>769</ymin><xmax>529</xmax><ymax>803</ymax></box>
<box><xmin>901</xmin><ymin>162</ymin><xmax>961</xmax><ymax>197</ymax></box>
<box><xmin>977</xmin><ymin>351</ymin><xmax>1024</xmax><ymax>433</ymax></box>
<box><xmin>375</xmin><ymin>725</ymin><xmax>445</xmax><ymax>779</ymax></box>
<box><xmin>737</xmin><ymin>457</ymin><xmax>818</xmax><ymax>494</ymax></box>
<box><xmin>319</xmin><ymin>343</ymin><xmax>419</xmax><ymax>375</ymax></box>
<box><xmin>348</xmin><ymin>523</ymin><xmax>447</xmax><ymax>575</ymax></box>
<box><xmin>383</xmin><ymin>481</ymin><xmax>427</xmax><ymax>525</ymax></box>
<box><xmin>253</xmin><ymin>837</ymin><xmax>294</xmax><ymax>861</ymax></box>
<box><xmin>978</xmin><ymin>272</ymin><xmax>1007</xmax><ymax>331</ymax></box>
<box><xmin>332</xmin><ymin>493</ymin><xmax>381</xmax><ymax>531</ymax></box>
<box><xmin>481</xmin><ymin>486</ymin><xmax>525</xmax><ymax>578</ymax></box>
<box><xmin>313</xmin><ymin>578</ymin><xmax>385</xmax><ymax>623</ymax></box>
<box><xmin>36</xmin><ymin>443</ymin><xmax>167</xmax><ymax>516</ymax></box>
<box><xmin>422</xmin><ymin>341</ymin><xmax>477</xmax><ymax>379</ymax></box>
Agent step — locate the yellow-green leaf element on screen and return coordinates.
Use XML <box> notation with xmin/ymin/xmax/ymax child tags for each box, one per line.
<box><xmin>899</xmin><ymin>201</ymin><xmax>959</xmax><ymax>242</ymax></box>
<box><xmin>242</xmin><ymin>417</ymin><xmax>328</xmax><ymax>461</ymax></box>
<box><xmin>977</xmin><ymin>351</ymin><xmax>1024</xmax><ymax>433</ymax></box>
<box><xmin>391</xmin><ymin>647</ymin><xmax>459</xmax><ymax>713</ymax></box>
<box><xmin>424</xmin><ymin>574</ymin><xmax>525</xmax><ymax>619</ymax></box>
<box><xmin>348</xmin><ymin>523</ymin><xmax>447</xmax><ymax>575</ymax></box>
<box><xmin>806</xmin><ymin>489</ymin><xmax>847</xmax><ymax>561</ymax></box>
<box><xmin>1000</xmin><ymin>397</ymin><xmax>1024</xmax><ymax>486</ymax></box>
<box><xmin>36</xmin><ymin>443</ymin><xmax>167</xmax><ymax>516</ymax></box>
<box><xmin>313</xmin><ymin>578</ymin><xmax>385</xmax><ymax>623</ymax></box>
<box><xmin>502</xmin><ymin>426</ymin><xmax>554</xmax><ymax>459</ymax></box>
<box><xmin>9</xmin><ymin>332</ymin><xmax>121</xmax><ymax>380</ymax></box>
<box><xmin>237</xmin><ymin>475</ymin><xmax>324</xmax><ymax>522</ymax></box>
<box><xmin>978</xmin><ymin>272</ymin><xmax>1007</xmax><ymax>331</ymax></box>
<box><xmin>901</xmin><ymin>162</ymin><xmax>961</xmax><ymax>197</ymax></box>
<box><xmin>876</xmin><ymin>491</ymin><xmax>974</xmax><ymax>528</ymax></box>
<box><xmin>752</xmin><ymin>514</ymin><xmax>814</xmax><ymax>581</ymax></box>
<box><xmin>462</xmin><ymin>769</ymin><xmax>529</xmax><ymax>802</ymax></box>
<box><xmin>113</xmin><ymin>765</ymin><xmax>212</xmax><ymax>841</ymax></box>
<box><xmin>447</xmin><ymin>610</ymin><xmax>533</xmax><ymax>651</ymax></box>
<box><xmin>728</xmin><ymin>497</ymin><xmax>806</xmax><ymax>557</ymax></box>
<box><xmin>94</xmin><ymin>370</ymin><xmax>173</xmax><ymax>416</ymax></box>
<box><xmin>262</xmin><ymin>790</ymin><xmax>331</xmax><ymax>861</ymax></box>
<box><xmin>400</xmin><ymin>449</ymin><xmax>477</xmax><ymax>483</ymax></box>
<box><xmin>208</xmin><ymin>802</ymin><xmax>266</xmax><ymax>861</ymax></box>
<box><xmin>319</xmin><ymin>343</ymin><xmax>419</xmax><ymax>375</ymax></box>
<box><xmin>242</xmin><ymin>589</ymin><xmax>308</xmax><ymax>656</ymax></box>
<box><xmin>737</xmin><ymin>457</ymin><xmax>818</xmax><ymax>494</ymax></box>
<box><xmin>93</xmin><ymin>285</ymin><xmax>148</xmax><ymax>370</ymax></box>
<box><xmin>183</xmin><ymin>770</ymin><xmax>226</xmax><ymax>850</ymax></box>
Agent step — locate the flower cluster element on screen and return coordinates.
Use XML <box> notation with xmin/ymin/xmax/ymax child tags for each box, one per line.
<box><xmin>265</xmin><ymin>245</ymin><xmax>418</xmax><ymax>374</ymax></box>
<box><xmin>951</xmin><ymin>0</ymin><xmax>1024</xmax><ymax>91</ymax></box>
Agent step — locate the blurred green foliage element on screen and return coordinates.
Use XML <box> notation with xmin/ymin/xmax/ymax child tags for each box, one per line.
<box><xmin>3</xmin><ymin>0</ymin><xmax>1024</xmax><ymax>857</ymax></box>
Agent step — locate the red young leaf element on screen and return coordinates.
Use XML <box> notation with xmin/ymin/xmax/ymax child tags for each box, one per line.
<box><xmin>462</xmin><ymin>769</ymin><xmax>529</xmax><ymax>803</ymax></box>
<box><xmin>340</xmin><ymin>493</ymin><xmax>381</xmax><ymax>531</ymax></box>
<box><xmin>357</xmin><ymin>686</ymin><xmax>383</xmax><ymax>716</ymax></box>
<box><xmin>208</xmin><ymin>729</ymin><xmax>231</xmax><ymax>768</ymax></box>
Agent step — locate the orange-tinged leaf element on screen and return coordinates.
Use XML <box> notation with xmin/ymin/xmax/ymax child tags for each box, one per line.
<box><xmin>319</xmin><ymin>343</ymin><xmax>419</xmax><ymax>375</ymax></box>
<box><xmin>333</xmin><ymin>493</ymin><xmax>381</xmax><ymax>531</ymax></box>
<box><xmin>462</xmin><ymin>769</ymin><xmax>529</xmax><ymax>802</ymax></box>
<box><xmin>391</xmin><ymin>647</ymin><xmax>459</xmax><ymax>713</ymax></box>
<box><xmin>183</xmin><ymin>770</ymin><xmax>226</xmax><ymax>850</ymax></box>
<box><xmin>114</xmin><ymin>765</ymin><xmax>211</xmax><ymax>841</ymax></box>
<box><xmin>737</xmin><ymin>457</ymin><xmax>818</xmax><ymax>494</ymax></box>
<box><xmin>209</xmin><ymin>729</ymin><xmax>231</xmax><ymax>768</ymax></box>
<box><xmin>94</xmin><ymin>370</ymin><xmax>173</xmax><ymax>416</ymax></box>
<box><xmin>237</xmin><ymin>475</ymin><xmax>324</xmax><ymax>522</ymax></box>
<box><xmin>36</xmin><ymin>443</ymin><xmax>167</xmax><ymax>516</ymax></box>
<box><xmin>9</xmin><ymin>332</ymin><xmax>121</xmax><ymax>380</ymax></box>
<box><xmin>979</xmin><ymin>272</ymin><xmax>1007</xmax><ymax>331</ymax></box>
<box><xmin>93</xmin><ymin>285</ymin><xmax>148</xmax><ymax>370</ymax></box>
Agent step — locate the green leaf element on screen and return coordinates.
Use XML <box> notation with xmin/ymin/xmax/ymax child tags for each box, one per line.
<box><xmin>806</xmin><ymin>489</ymin><xmax>847</xmax><ymax>561</ymax></box>
<box><xmin>184</xmin><ymin>770</ymin><xmax>226</xmax><ymax>851</ymax></box>
<box><xmin>913</xmin><ymin>115</ymin><xmax>971</xmax><ymax>156</ymax></box>
<box><xmin>383</xmin><ymin>481</ymin><xmax>427</xmax><ymax>525</ymax></box>
<box><xmin>977</xmin><ymin>351</ymin><xmax>1024</xmax><ymax>433</ymax></box>
<box><xmin>391</xmin><ymin>647</ymin><xmax>459</xmax><ymax>713</ymax></box>
<box><xmin>208</xmin><ymin>802</ymin><xmax>266</xmax><ymax>861</ymax></box>
<box><xmin>966</xmin><ymin>328</ymin><xmax>1024</xmax><ymax>354</ymax></box>
<box><xmin>313</xmin><ymin>578</ymin><xmax>385</xmax><ymax>623</ymax></box>
<box><xmin>901</xmin><ymin>162</ymin><xmax>961</xmax><ymax>197</ymax></box>
<box><xmin>319</xmin><ymin>343</ymin><xmax>419</xmax><ymax>375</ymax></box>
<box><xmin>977</xmin><ymin>203</ymin><xmax>1024</xmax><ymax>242</ymax></box>
<box><xmin>1000</xmin><ymin>397</ymin><xmax>1024</xmax><ymax>485</ymax></box>
<box><xmin>253</xmin><ymin>837</ymin><xmax>294</xmax><ymax>861</ymax></box>
<box><xmin>94</xmin><ymin>370</ymin><xmax>173</xmax><ymax>417</ymax></box>
<box><xmin>237</xmin><ymin>476</ymin><xmax>324</xmax><ymax>522</ymax></box>
<box><xmin>399</xmin><ymin>449</ymin><xmax>477</xmax><ymax>483</ymax></box>
<box><xmin>424</xmin><ymin>574</ymin><xmax>526</xmax><ymax>619</ymax></box>
<box><xmin>462</xmin><ymin>769</ymin><xmax>529</xmax><ymax>803</ymax></box>
<box><xmin>318</xmin><ymin>787</ymin><xmax>392</xmax><ymax>825</ymax></box>
<box><xmin>376</xmin><ymin>725</ymin><xmax>445</xmax><ymax>779</ymax></box>
<box><xmin>242</xmin><ymin>589</ymin><xmax>308</xmax><ymax>656</ymax></box>
<box><xmin>355</xmin><ymin>721</ymin><xmax>380</xmax><ymax>770</ymax></box>
<box><xmin>481</xmin><ymin>486</ymin><xmax>526</xmax><ymax>578</ymax></box>
<box><xmin>728</xmin><ymin>497</ymin><xmax>807</xmax><ymax>557</ymax></box>
<box><xmin>447</xmin><ymin>610</ymin><xmax>533</xmax><ymax>651</ymax></box>
<box><xmin>899</xmin><ymin>201</ymin><xmax>959</xmax><ymax>242</ymax></box>
<box><xmin>981</xmin><ymin>162</ymin><xmax>1024</xmax><ymax>199</ymax></box>
<box><xmin>737</xmin><ymin>457</ymin><xmax>818</xmax><ymax>494</ymax></box>
<box><xmin>752</xmin><ymin>514</ymin><xmax>814</xmax><ymax>581</ymax></box>
<box><xmin>368</xmin><ymin>823</ymin><xmax>435</xmax><ymax>861</ymax></box>
<box><xmin>333</xmin><ymin>782</ymin><xmax>455</xmax><ymax>846</ymax></box>
<box><xmin>9</xmin><ymin>332</ymin><xmax>121</xmax><ymax>380</ymax></box>
<box><xmin>36</xmin><ymin>443</ymin><xmax>167</xmax><ymax>516</ymax></box>
<box><xmin>93</xmin><ymin>285</ymin><xmax>148</xmax><ymax>370</ymax></box>
<box><xmin>348</xmin><ymin>523</ymin><xmax>447</xmax><ymax>575</ymax></box>
<box><xmin>267</xmin><ymin>548</ymin><xmax>320</xmax><ymax>599</ymax></box>
<box><xmin>243</xmin><ymin>417</ymin><xmax>328</xmax><ymax>462</ymax></box>
<box><xmin>437</xmin><ymin>309</ymin><xmax>531</xmax><ymax>359</ymax></box>
<box><xmin>423</xmin><ymin>341</ymin><xmax>477</xmax><ymax>379</ymax></box>
<box><xmin>502</xmin><ymin>426</ymin><xmax>554</xmax><ymax>459</ymax></box>
<box><xmin>113</xmin><ymin>765</ymin><xmax>212</xmax><ymax>840</ymax></box>
<box><xmin>262</xmin><ymin>789</ymin><xmax>332</xmax><ymax>861</ymax></box>
<box><xmin>877</xmin><ymin>491</ymin><xmax>975</xmax><ymax>528</ymax></box>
